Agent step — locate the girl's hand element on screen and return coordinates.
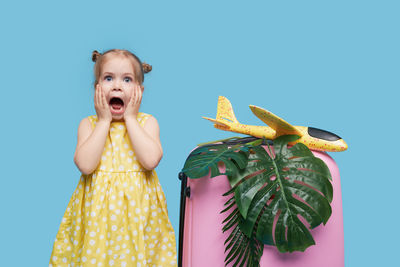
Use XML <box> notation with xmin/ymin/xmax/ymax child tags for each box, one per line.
<box><xmin>94</xmin><ymin>84</ymin><xmax>112</xmax><ymax>123</ymax></box>
<box><xmin>124</xmin><ymin>83</ymin><xmax>143</xmax><ymax>121</ymax></box>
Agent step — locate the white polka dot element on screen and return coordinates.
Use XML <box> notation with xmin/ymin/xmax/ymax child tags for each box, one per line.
<box><xmin>112</xmin><ymin>225</ymin><xmax>117</xmax><ymax>231</ymax></box>
<box><xmin>82</xmin><ymin>256</ymin><xmax>87</xmax><ymax>262</ymax></box>
<box><xmin>91</xmin><ymin>258</ymin><xmax>96</xmax><ymax>264</ymax></box>
<box><xmin>109</xmin><ymin>204</ymin><xmax>115</xmax><ymax>210</ymax></box>
<box><xmin>138</xmin><ymin>253</ymin><xmax>144</xmax><ymax>259</ymax></box>
<box><xmin>119</xmin><ymin>165</ymin><xmax>125</xmax><ymax>171</ymax></box>
<box><xmin>135</xmin><ymin>208</ymin><xmax>141</xmax><ymax>214</ymax></box>
<box><xmin>90</xmin><ymin>239</ymin><xmax>95</xmax><ymax>246</ymax></box>
<box><xmin>90</xmin><ymin>231</ymin><xmax>96</xmax><ymax>237</ymax></box>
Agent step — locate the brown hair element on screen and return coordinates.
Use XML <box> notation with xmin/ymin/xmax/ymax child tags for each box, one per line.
<box><xmin>91</xmin><ymin>49</ymin><xmax>152</xmax><ymax>89</ymax></box>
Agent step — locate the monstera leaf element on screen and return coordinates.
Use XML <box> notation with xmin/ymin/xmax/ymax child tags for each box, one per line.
<box><xmin>182</xmin><ymin>137</ymin><xmax>262</xmax><ymax>179</ymax></box>
<box><xmin>181</xmin><ymin>135</ymin><xmax>333</xmax><ymax>266</ymax></box>
<box><xmin>233</xmin><ymin>135</ymin><xmax>333</xmax><ymax>253</ymax></box>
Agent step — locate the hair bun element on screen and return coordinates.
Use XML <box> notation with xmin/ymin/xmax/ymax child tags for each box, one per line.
<box><xmin>142</xmin><ymin>62</ymin><xmax>152</xmax><ymax>73</ymax></box>
<box><xmin>92</xmin><ymin>50</ymin><xmax>102</xmax><ymax>62</ymax></box>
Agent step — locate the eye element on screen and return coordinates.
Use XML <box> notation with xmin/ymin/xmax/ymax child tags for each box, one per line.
<box><xmin>104</xmin><ymin>75</ymin><xmax>112</xmax><ymax>81</ymax></box>
<box><xmin>124</xmin><ymin>77</ymin><xmax>132</xmax><ymax>83</ymax></box>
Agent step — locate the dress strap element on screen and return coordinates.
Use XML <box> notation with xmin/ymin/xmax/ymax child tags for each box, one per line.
<box><xmin>87</xmin><ymin>115</ymin><xmax>98</xmax><ymax>130</ymax></box>
<box><xmin>138</xmin><ymin>113</ymin><xmax>151</xmax><ymax>128</ymax></box>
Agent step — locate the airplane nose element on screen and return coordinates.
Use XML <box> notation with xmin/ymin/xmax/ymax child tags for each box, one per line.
<box><xmin>340</xmin><ymin>139</ymin><xmax>348</xmax><ymax>151</ymax></box>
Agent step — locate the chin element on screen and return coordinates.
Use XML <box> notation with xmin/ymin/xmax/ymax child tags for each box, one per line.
<box><xmin>111</xmin><ymin>112</ymin><xmax>124</xmax><ymax>122</ymax></box>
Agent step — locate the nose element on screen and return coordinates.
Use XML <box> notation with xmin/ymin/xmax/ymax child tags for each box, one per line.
<box><xmin>113</xmin><ymin>79</ymin><xmax>123</xmax><ymax>91</ymax></box>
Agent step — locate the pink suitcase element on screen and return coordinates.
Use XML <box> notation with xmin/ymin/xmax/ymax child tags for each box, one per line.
<box><xmin>178</xmin><ymin>143</ymin><xmax>344</xmax><ymax>267</ymax></box>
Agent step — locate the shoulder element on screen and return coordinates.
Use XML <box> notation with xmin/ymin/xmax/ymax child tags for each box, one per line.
<box><xmin>78</xmin><ymin>115</ymin><xmax>96</xmax><ymax>132</ymax></box>
<box><xmin>76</xmin><ymin>116</ymin><xmax>93</xmax><ymax>147</ymax></box>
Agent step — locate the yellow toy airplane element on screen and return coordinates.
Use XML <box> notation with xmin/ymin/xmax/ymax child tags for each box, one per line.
<box><xmin>203</xmin><ymin>96</ymin><xmax>348</xmax><ymax>152</ymax></box>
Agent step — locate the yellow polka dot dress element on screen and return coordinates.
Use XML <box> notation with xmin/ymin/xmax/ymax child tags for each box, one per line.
<box><xmin>49</xmin><ymin>112</ymin><xmax>177</xmax><ymax>267</ymax></box>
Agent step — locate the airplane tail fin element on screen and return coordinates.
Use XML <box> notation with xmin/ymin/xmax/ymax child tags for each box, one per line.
<box><xmin>202</xmin><ymin>96</ymin><xmax>239</xmax><ymax>130</ymax></box>
<box><xmin>216</xmin><ymin>96</ymin><xmax>239</xmax><ymax>123</ymax></box>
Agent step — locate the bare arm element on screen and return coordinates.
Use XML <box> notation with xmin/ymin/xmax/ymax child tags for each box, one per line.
<box><xmin>73</xmin><ymin>117</ymin><xmax>110</xmax><ymax>175</ymax></box>
<box><xmin>125</xmin><ymin>115</ymin><xmax>163</xmax><ymax>170</ymax></box>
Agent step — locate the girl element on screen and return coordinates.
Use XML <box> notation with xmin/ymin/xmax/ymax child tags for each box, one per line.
<box><xmin>49</xmin><ymin>49</ymin><xmax>177</xmax><ymax>267</ymax></box>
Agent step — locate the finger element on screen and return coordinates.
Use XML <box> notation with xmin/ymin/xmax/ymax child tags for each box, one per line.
<box><xmin>136</xmin><ymin>84</ymin><xmax>141</xmax><ymax>104</ymax></box>
<box><xmin>98</xmin><ymin>84</ymin><xmax>102</xmax><ymax>108</ymax></box>
<box><xmin>101</xmin><ymin>86</ymin><xmax>107</xmax><ymax>108</ymax></box>
<box><xmin>137</xmin><ymin>85</ymin><xmax>142</xmax><ymax>104</ymax></box>
<box><xmin>95</xmin><ymin>84</ymin><xmax>99</xmax><ymax>108</ymax></box>
<box><xmin>134</xmin><ymin>85</ymin><xmax>138</xmax><ymax>104</ymax></box>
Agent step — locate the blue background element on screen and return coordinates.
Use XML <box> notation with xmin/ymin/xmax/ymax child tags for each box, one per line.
<box><xmin>1</xmin><ymin>0</ymin><xmax>398</xmax><ymax>266</ymax></box>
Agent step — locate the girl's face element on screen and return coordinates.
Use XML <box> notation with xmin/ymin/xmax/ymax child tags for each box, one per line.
<box><xmin>99</xmin><ymin>55</ymin><xmax>143</xmax><ymax>121</ymax></box>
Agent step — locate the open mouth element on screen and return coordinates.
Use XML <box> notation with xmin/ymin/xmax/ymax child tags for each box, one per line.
<box><xmin>109</xmin><ymin>97</ymin><xmax>125</xmax><ymax>114</ymax></box>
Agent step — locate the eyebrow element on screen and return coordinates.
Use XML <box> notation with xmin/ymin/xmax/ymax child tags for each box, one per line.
<box><xmin>103</xmin><ymin>72</ymin><xmax>134</xmax><ymax>76</ymax></box>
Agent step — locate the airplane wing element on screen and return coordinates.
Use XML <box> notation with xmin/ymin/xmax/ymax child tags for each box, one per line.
<box><xmin>249</xmin><ymin>105</ymin><xmax>301</xmax><ymax>135</ymax></box>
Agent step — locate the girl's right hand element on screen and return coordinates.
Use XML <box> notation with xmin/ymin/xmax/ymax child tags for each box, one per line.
<box><xmin>94</xmin><ymin>84</ymin><xmax>112</xmax><ymax>123</ymax></box>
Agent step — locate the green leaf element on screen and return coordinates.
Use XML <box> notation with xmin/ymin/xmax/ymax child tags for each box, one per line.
<box><xmin>221</xmin><ymin>189</ymin><xmax>264</xmax><ymax>267</ymax></box>
<box><xmin>234</xmin><ymin>135</ymin><xmax>333</xmax><ymax>253</ymax></box>
<box><xmin>181</xmin><ymin>137</ymin><xmax>258</xmax><ymax>179</ymax></box>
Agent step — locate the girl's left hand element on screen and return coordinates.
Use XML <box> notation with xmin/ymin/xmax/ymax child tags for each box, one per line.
<box><xmin>124</xmin><ymin>83</ymin><xmax>143</xmax><ymax>121</ymax></box>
